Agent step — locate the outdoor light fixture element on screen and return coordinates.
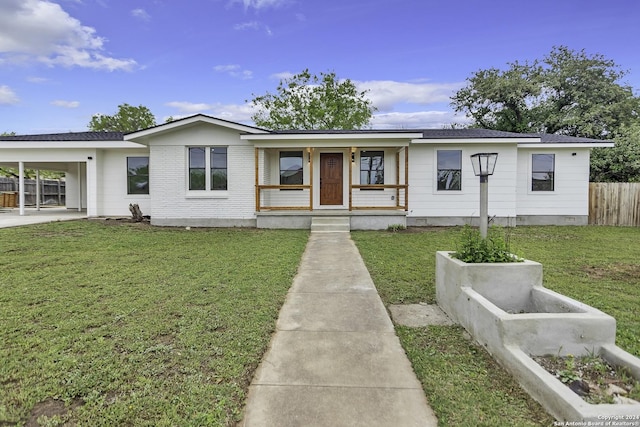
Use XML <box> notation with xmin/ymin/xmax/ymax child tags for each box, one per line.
<box><xmin>470</xmin><ymin>152</ymin><xmax>498</xmax><ymax>177</ymax></box>
<box><xmin>470</xmin><ymin>153</ymin><xmax>498</xmax><ymax>239</ymax></box>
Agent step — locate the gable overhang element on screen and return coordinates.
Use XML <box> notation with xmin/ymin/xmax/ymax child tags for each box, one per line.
<box><xmin>125</xmin><ymin>114</ymin><xmax>269</xmax><ymax>144</ymax></box>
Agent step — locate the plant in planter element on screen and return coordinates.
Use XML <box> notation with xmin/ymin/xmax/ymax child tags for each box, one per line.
<box><xmin>451</xmin><ymin>225</ymin><xmax>522</xmax><ymax>263</ymax></box>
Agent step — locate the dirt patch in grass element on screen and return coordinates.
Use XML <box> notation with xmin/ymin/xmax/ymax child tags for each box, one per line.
<box><xmin>585</xmin><ymin>263</ymin><xmax>640</xmax><ymax>282</ymax></box>
<box><xmin>403</xmin><ymin>226</ymin><xmax>451</xmax><ymax>233</ymax></box>
<box><xmin>533</xmin><ymin>354</ymin><xmax>640</xmax><ymax>405</ymax></box>
<box><xmin>26</xmin><ymin>398</ymin><xmax>84</xmax><ymax>426</ymax></box>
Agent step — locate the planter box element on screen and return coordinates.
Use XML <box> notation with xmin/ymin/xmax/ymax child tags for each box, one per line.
<box><xmin>436</xmin><ymin>251</ymin><xmax>615</xmax><ymax>356</ymax></box>
<box><xmin>435</xmin><ymin>251</ymin><xmax>640</xmax><ymax>422</ymax></box>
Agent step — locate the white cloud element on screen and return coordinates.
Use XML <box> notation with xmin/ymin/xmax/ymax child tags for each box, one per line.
<box><xmin>234</xmin><ymin>21</ymin><xmax>273</xmax><ymax>36</ymax></box>
<box><xmin>51</xmin><ymin>99</ymin><xmax>79</xmax><ymax>108</ymax></box>
<box><xmin>214</xmin><ymin>64</ymin><xmax>240</xmax><ymax>72</ymax></box>
<box><xmin>271</xmin><ymin>71</ymin><xmax>294</xmax><ymax>80</ymax></box>
<box><xmin>231</xmin><ymin>0</ymin><xmax>289</xmax><ymax>11</ymax></box>
<box><xmin>165</xmin><ymin>101</ymin><xmax>255</xmax><ymax>123</ymax></box>
<box><xmin>356</xmin><ymin>80</ymin><xmax>464</xmax><ymax>112</ymax></box>
<box><xmin>165</xmin><ymin>101</ymin><xmax>213</xmax><ymax>114</ymax></box>
<box><xmin>370</xmin><ymin>111</ymin><xmax>471</xmax><ymax>129</ymax></box>
<box><xmin>0</xmin><ymin>0</ymin><xmax>137</xmax><ymax>71</ymax></box>
<box><xmin>213</xmin><ymin>64</ymin><xmax>253</xmax><ymax>79</ymax></box>
<box><xmin>27</xmin><ymin>76</ymin><xmax>49</xmax><ymax>83</ymax></box>
<box><xmin>131</xmin><ymin>8</ymin><xmax>151</xmax><ymax>22</ymax></box>
<box><xmin>0</xmin><ymin>85</ymin><xmax>19</xmax><ymax>104</ymax></box>
<box><xmin>234</xmin><ymin>21</ymin><xmax>261</xmax><ymax>31</ymax></box>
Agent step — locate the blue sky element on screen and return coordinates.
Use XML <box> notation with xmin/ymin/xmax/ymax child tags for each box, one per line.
<box><xmin>1</xmin><ymin>0</ymin><xmax>639</xmax><ymax>134</ymax></box>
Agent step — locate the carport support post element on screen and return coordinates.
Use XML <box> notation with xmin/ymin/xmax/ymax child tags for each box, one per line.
<box><xmin>77</xmin><ymin>163</ymin><xmax>82</xmax><ymax>212</ymax></box>
<box><xmin>18</xmin><ymin>161</ymin><xmax>25</xmax><ymax>216</ymax></box>
<box><xmin>36</xmin><ymin>169</ymin><xmax>41</xmax><ymax>211</ymax></box>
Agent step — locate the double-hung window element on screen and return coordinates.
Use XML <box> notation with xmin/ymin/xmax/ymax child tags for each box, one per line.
<box><xmin>279</xmin><ymin>151</ymin><xmax>303</xmax><ymax>185</ymax></box>
<box><xmin>532</xmin><ymin>154</ymin><xmax>554</xmax><ymax>191</ymax></box>
<box><xmin>437</xmin><ymin>150</ymin><xmax>462</xmax><ymax>191</ymax></box>
<box><xmin>360</xmin><ymin>151</ymin><xmax>384</xmax><ymax>185</ymax></box>
<box><xmin>189</xmin><ymin>147</ymin><xmax>227</xmax><ymax>191</ymax></box>
<box><xmin>127</xmin><ymin>157</ymin><xmax>149</xmax><ymax>195</ymax></box>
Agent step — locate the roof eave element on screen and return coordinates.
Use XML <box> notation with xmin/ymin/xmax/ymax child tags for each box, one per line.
<box><xmin>411</xmin><ymin>137</ymin><xmax>539</xmax><ymax>144</ymax></box>
<box><xmin>517</xmin><ymin>142</ymin><xmax>615</xmax><ymax>148</ymax></box>
<box><xmin>0</xmin><ymin>140</ymin><xmax>145</xmax><ymax>149</ymax></box>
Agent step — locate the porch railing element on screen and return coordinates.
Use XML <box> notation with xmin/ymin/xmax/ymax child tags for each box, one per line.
<box><xmin>255</xmin><ymin>184</ymin><xmax>408</xmax><ymax>211</ymax></box>
<box><xmin>350</xmin><ymin>184</ymin><xmax>408</xmax><ymax>210</ymax></box>
<box><xmin>255</xmin><ymin>185</ymin><xmax>313</xmax><ymax>211</ymax></box>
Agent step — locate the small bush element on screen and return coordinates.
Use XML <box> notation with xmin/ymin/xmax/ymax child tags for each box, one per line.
<box><xmin>451</xmin><ymin>225</ymin><xmax>521</xmax><ymax>263</ymax></box>
<box><xmin>386</xmin><ymin>224</ymin><xmax>406</xmax><ymax>232</ymax></box>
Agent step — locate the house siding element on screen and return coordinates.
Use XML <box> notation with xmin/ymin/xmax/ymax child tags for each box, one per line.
<box><xmin>147</xmin><ymin>124</ymin><xmax>256</xmax><ymax>227</ymax></box>
<box><xmin>516</xmin><ymin>147</ymin><xmax>591</xmax><ymax>224</ymax></box>
<box><xmin>98</xmin><ymin>148</ymin><xmax>151</xmax><ymax>217</ymax></box>
<box><xmin>407</xmin><ymin>144</ymin><xmax>518</xmax><ymax>224</ymax></box>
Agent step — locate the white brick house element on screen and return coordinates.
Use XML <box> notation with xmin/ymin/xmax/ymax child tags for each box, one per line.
<box><xmin>0</xmin><ymin>114</ymin><xmax>612</xmax><ymax>229</ymax></box>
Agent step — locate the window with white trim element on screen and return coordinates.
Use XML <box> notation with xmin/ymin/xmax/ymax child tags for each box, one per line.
<box><xmin>532</xmin><ymin>154</ymin><xmax>554</xmax><ymax>191</ymax></box>
<box><xmin>188</xmin><ymin>147</ymin><xmax>227</xmax><ymax>191</ymax></box>
<box><xmin>437</xmin><ymin>150</ymin><xmax>462</xmax><ymax>191</ymax></box>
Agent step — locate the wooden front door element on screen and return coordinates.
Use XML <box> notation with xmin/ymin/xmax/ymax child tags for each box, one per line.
<box><xmin>320</xmin><ymin>153</ymin><xmax>343</xmax><ymax>205</ymax></box>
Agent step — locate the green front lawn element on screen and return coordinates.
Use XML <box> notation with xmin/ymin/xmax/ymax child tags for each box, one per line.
<box><xmin>2</xmin><ymin>222</ymin><xmax>637</xmax><ymax>426</ymax></box>
<box><xmin>0</xmin><ymin>221</ymin><xmax>308</xmax><ymax>426</ymax></box>
<box><xmin>353</xmin><ymin>225</ymin><xmax>640</xmax><ymax>426</ymax></box>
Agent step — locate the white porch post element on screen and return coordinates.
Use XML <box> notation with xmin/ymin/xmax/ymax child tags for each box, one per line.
<box><xmin>36</xmin><ymin>169</ymin><xmax>41</xmax><ymax>211</ymax></box>
<box><xmin>85</xmin><ymin>156</ymin><xmax>98</xmax><ymax>217</ymax></box>
<box><xmin>77</xmin><ymin>162</ymin><xmax>82</xmax><ymax>212</ymax></box>
<box><xmin>18</xmin><ymin>161</ymin><xmax>25</xmax><ymax>216</ymax></box>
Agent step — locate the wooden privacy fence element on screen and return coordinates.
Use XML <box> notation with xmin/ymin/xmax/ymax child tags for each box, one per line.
<box><xmin>0</xmin><ymin>177</ymin><xmax>66</xmax><ymax>207</ymax></box>
<box><xmin>589</xmin><ymin>182</ymin><xmax>640</xmax><ymax>226</ymax></box>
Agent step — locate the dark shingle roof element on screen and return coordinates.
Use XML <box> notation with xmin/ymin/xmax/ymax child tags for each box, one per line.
<box><xmin>419</xmin><ymin>128</ymin><xmax>534</xmax><ymax>139</ymax></box>
<box><xmin>0</xmin><ymin>126</ymin><xmax>609</xmax><ymax>144</ymax></box>
<box><xmin>0</xmin><ymin>132</ymin><xmax>125</xmax><ymax>141</ymax></box>
<box><xmin>269</xmin><ymin>128</ymin><xmax>535</xmax><ymax>138</ymax></box>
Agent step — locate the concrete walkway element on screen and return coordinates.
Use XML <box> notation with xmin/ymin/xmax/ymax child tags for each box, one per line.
<box><xmin>241</xmin><ymin>232</ymin><xmax>438</xmax><ymax>426</ymax></box>
<box><xmin>0</xmin><ymin>208</ymin><xmax>86</xmax><ymax>228</ymax></box>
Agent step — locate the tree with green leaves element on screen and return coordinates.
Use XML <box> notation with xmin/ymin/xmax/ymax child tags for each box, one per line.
<box><xmin>451</xmin><ymin>46</ymin><xmax>640</xmax><ymax>139</ymax></box>
<box><xmin>590</xmin><ymin>123</ymin><xmax>640</xmax><ymax>182</ymax></box>
<box><xmin>88</xmin><ymin>103</ymin><xmax>156</xmax><ymax>132</ymax></box>
<box><xmin>249</xmin><ymin>69</ymin><xmax>376</xmax><ymax>130</ymax></box>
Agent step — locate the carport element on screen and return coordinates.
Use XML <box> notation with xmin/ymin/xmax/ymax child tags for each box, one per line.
<box><xmin>0</xmin><ymin>131</ymin><xmax>131</xmax><ymax>218</ymax></box>
<box><xmin>0</xmin><ymin>157</ymin><xmax>90</xmax><ymax>216</ymax></box>
<box><xmin>0</xmin><ymin>160</ymin><xmax>84</xmax><ymax>215</ymax></box>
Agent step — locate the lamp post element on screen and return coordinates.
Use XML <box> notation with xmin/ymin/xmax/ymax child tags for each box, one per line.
<box><xmin>470</xmin><ymin>153</ymin><xmax>498</xmax><ymax>239</ymax></box>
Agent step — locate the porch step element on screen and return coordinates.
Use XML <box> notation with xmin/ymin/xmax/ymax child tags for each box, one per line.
<box><xmin>310</xmin><ymin>216</ymin><xmax>350</xmax><ymax>233</ymax></box>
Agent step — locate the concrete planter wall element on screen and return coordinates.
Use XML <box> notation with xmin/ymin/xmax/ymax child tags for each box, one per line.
<box><xmin>435</xmin><ymin>251</ymin><xmax>640</xmax><ymax>422</ymax></box>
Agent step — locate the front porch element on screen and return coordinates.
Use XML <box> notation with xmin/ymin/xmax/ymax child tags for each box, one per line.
<box><xmin>253</xmin><ymin>143</ymin><xmax>409</xmax><ymax>217</ymax></box>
